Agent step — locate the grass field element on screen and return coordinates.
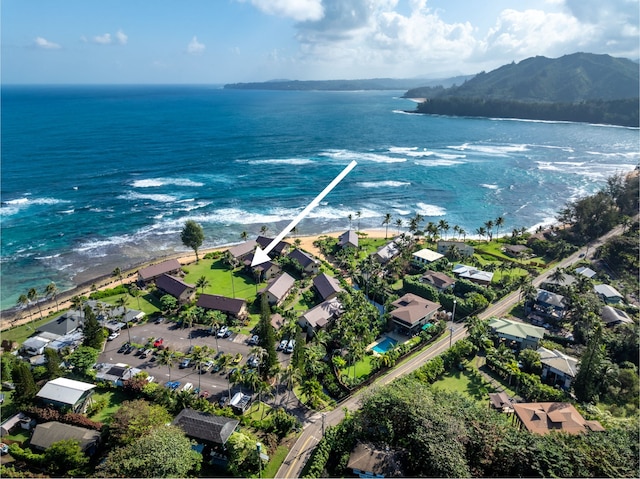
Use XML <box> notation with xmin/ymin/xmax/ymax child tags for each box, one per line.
<box><xmin>430</xmin><ymin>367</ymin><xmax>494</xmax><ymax>402</ymax></box>
<box><xmin>182</xmin><ymin>259</ymin><xmax>266</xmax><ymax>301</ymax></box>
<box><xmin>88</xmin><ymin>388</ymin><xmax>130</xmax><ymax>423</ymax></box>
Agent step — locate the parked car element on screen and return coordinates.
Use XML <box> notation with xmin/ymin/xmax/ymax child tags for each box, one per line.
<box><xmin>179</xmin><ymin>358</ymin><xmax>192</xmax><ymax>369</ymax></box>
<box><xmin>153</xmin><ymin>338</ymin><xmax>164</xmax><ymax>347</ymax></box>
<box><xmin>285</xmin><ymin>340</ymin><xmax>295</xmax><ymax>354</ymax></box>
<box><xmin>200</xmin><ymin>390</ymin><xmax>210</xmax><ymax>399</ymax></box>
<box><xmin>223</xmin><ymin>329</ymin><xmax>233</xmax><ymax>338</ymax></box>
<box><xmin>200</xmin><ymin>361</ymin><xmax>214</xmax><ymax>373</ymax></box>
<box><xmin>118</xmin><ymin>342</ymin><xmax>130</xmax><ymax>353</ymax></box>
<box><xmin>107</xmin><ymin>331</ymin><xmax>120</xmax><ymax>341</ymax></box>
<box><xmin>277</xmin><ymin>339</ymin><xmax>288</xmax><ymax>351</ymax></box>
<box><xmin>228</xmin><ymin>367</ymin><xmax>238</xmax><ymax>378</ymax></box>
<box><xmin>154</xmin><ymin>316</ymin><xmax>165</xmax><ymax>324</ymax></box>
<box><xmin>0</xmin><ymin>443</ymin><xmax>9</xmax><ymax>455</ymax></box>
<box><xmin>214</xmin><ymin>351</ymin><xmax>224</xmax><ymax>360</ymax></box>
<box><xmin>181</xmin><ymin>382</ymin><xmax>193</xmax><ymax>392</ymax></box>
<box><xmin>247</xmin><ymin>355</ymin><xmax>259</xmax><ymax>368</ymax></box>
<box><xmin>218</xmin><ymin>396</ymin><xmax>228</xmax><ymax>407</ymax></box>
<box><xmin>248</xmin><ymin>334</ymin><xmax>259</xmax><ymax>345</ymax></box>
<box><xmin>211</xmin><ymin>363</ymin><xmax>222</xmax><ymax>373</ymax></box>
<box><xmin>124</xmin><ymin>344</ymin><xmax>136</xmax><ymax>354</ymax></box>
<box><xmin>140</xmin><ymin>348</ymin><xmax>154</xmax><ymax>359</ymax></box>
<box><xmin>232</xmin><ymin>353</ymin><xmax>243</xmax><ymax>365</ymax></box>
<box><xmin>216</xmin><ymin>326</ymin><xmax>229</xmax><ymax>338</ymax></box>
<box><xmin>165</xmin><ymin>381</ymin><xmax>180</xmax><ymax>390</ymax></box>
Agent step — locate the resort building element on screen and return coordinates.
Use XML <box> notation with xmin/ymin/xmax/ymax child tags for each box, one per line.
<box><xmin>288</xmin><ymin>248</ymin><xmax>320</xmax><ymax>275</ymax></box>
<box><xmin>261</xmin><ymin>272</ymin><xmax>296</xmax><ymax>306</ymax></box>
<box><xmin>437</xmin><ymin>240</ymin><xmax>474</xmax><ymax>258</ymax></box>
<box><xmin>313</xmin><ymin>272</ymin><xmax>343</xmax><ymax>301</ymax></box>
<box><xmin>38</xmin><ymin>310</ymin><xmax>83</xmax><ymax>337</ymax></box>
<box><xmin>389</xmin><ymin>293</ymin><xmax>440</xmax><ymax>336</ymax></box>
<box><xmin>299</xmin><ymin>297</ymin><xmax>342</xmax><ymax>335</ymax></box>
<box><xmin>36</xmin><ymin>377</ymin><xmax>96</xmax><ymax>413</ymax></box>
<box><xmin>155</xmin><ymin>274</ymin><xmax>196</xmax><ymax>304</ymax></box>
<box><xmin>420</xmin><ymin>270</ymin><xmax>455</xmax><ymax>292</ymax></box>
<box><xmin>537</xmin><ymin>347</ymin><xmax>578</xmax><ymax>390</ymax></box>
<box><xmin>373</xmin><ymin>241</ymin><xmax>400</xmax><ymax>264</ymax></box>
<box><xmin>452</xmin><ymin>264</ymin><xmax>494</xmax><ymax>286</ymax></box>
<box><xmin>137</xmin><ymin>259</ymin><xmax>182</xmax><ymax>284</ymax></box>
<box><xmin>489</xmin><ymin>317</ymin><xmax>545</xmax><ymax>350</ymax></box>
<box><xmin>172</xmin><ymin>408</ymin><xmax>239</xmax><ymax>447</ymax></box>
<box><xmin>248</xmin><ymin>257</ymin><xmax>281</xmax><ymax>281</ymax></box>
<box><xmin>594</xmin><ymin>284</ymin><xmax>624</xmax><ymax>304</ymax></box>
<box><xmin>512</xmin><ymin>402</ymin><xmax>604</xmax><ymax>435</ymax></box>
<box><xmin>256</xmin><ymin>235</ymin><xmax>290</xmax><ymax>257</ymax></box>
<box><xmin>338</xmin><ymin>230</ymin><xmax>358</xmax><ymax>250</ymax></box>
<box><xmin>227</xmin><ymin>240</ymin><xmax>257</xmax><ymax>263</ymax></box>
<box><xmin>196</xmin><ymin>294</ymin><xmax>248</xmax><ymax>321</ymax></box>
<box><xmin>30</xmin><ymin>422</ymin><xmax>101</xmax><ymax>455</ymax></box>
<box><xmin>411</xmin><ymin>248</ymin><xmax>444</xmax><ymax>266</ymax></box>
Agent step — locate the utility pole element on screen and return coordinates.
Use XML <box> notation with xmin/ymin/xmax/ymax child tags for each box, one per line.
<box><xmin>257</xmin><ymin>443</ymin><xmax>262</xmax><ymax>479</ymax></box>
<box><xmin>321</xmin><ymin>413</ymin><xmax>326</xmax><ymax>435</ymax></box>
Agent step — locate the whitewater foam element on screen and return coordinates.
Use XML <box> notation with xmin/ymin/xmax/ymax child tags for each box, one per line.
<box><xmin>416</xmin><ymin>202</ymin><xmax>446</xmax><ymax>217</ymax></box>
<box><xmin>357</xmin><ymin>181</ymin><xmax>410</xmax><ymax>188</ymax></box>
<box><xmin>132</xmin><ymin>178</ymin><xmax>204</xmax><ymax>188</ymax></box>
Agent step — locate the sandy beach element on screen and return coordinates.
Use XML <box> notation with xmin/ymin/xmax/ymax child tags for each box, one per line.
<box><xmin>0</xmin><ymin>228</ymin><xmax>391</xmax><ymax>331</ymax></box>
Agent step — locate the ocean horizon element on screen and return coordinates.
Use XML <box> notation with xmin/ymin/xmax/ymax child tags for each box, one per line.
<box><xmin>1</xmin><ymin>85</ymin><xmax>638</xmax><ymax>311</ymax></box>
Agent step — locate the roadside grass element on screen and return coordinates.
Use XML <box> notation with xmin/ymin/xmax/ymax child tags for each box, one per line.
<box><xmin>261</xmin><ymin>445</ymin><xmax>289</xmax><ymax>478</ymax></box>
<box><xmin>87</xmin><ymin>388</ymin><xmax>129</xmax><ymax>423</ymax></box>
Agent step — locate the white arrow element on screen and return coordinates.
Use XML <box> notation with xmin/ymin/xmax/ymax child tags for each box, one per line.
<box><xmin>251</xmin><ymin>160</ymin><xmax>357</xmax><ymax>266</ymax></box>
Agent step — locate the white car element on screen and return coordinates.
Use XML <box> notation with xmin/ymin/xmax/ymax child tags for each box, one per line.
<box><xmin>181</xmin><ymin>382</ymin><xmax>193</xmax><ymax>392</ymax></box>
<box><xmin>107</xmin><ymin>331</ymin><xmax>120</xmax><ymax>341</ymax></box>
<box><xmin>277</xmin><ymin>339</ymin><xmax>288</xmax><ymax>351</ymax></box>
<box><xmin>216</xmin><ymin>326</ymin><xmax>229</xmax><ymax>338</ymax></box>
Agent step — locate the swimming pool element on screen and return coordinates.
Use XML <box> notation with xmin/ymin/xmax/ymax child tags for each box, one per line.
<box><xmin>372</xmin><ymin>336</ymin><xmax>397</xmax><ymax>354</ymax></box>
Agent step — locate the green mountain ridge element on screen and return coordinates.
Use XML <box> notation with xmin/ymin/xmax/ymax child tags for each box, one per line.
<box><xmin>223</xmin><ymin>76</ymin><xmax>472</xmax><ymax>91</ymax></box>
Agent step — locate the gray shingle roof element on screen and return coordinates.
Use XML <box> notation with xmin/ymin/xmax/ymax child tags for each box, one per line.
<box><xmin>30</xmin><ymin>421</ymin><xmax>100</xmax><ymax>452</ymax></box>
<box><xmin>172</xmin><ymin>408</ymin><xmax>239</xmax><ymax>445</ymax></box>
<box><xmin>313</xmin><ymin>273</ymin><xmax>342</xmax><ymax>300</ymax></box>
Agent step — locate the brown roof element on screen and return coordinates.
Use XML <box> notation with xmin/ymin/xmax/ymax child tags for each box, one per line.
<box><xmin>513</xmin><ymin>402</ymin><xmax>604</xmax><ymax>435</ymax></box>
<box><xmin>489</xmin><ymin>392</ymin><xmax>512</xmax><ymax>410</ymax></box>
<box><xmin>288</xmin><ymin>248</ymin><xmax>318</xmax><ymax>269</ymax></box>
<box><xmin>138</xmin><ymin>259</ymin><xmax>182</xmax><ymax>282</ymax></box>
<box><xmin>155</xmin><ymin>274</ymin><xmax>195</xmax><ymax>298</ymax></box>
<box><xmin>172</xmin><ymin>408</ymin><xmax>239</xmax><ymax>445</ymax></box>
<box><xmin>313</xmin><ymin>273</ymin><xmax>342</xmax><ymax>300</ymax></box>
<box><xmin>346</xmin><ymin>442</ymin><xmax>403</xmax><ymax>477</ymax></box>
<box><xmin>421</xmin><ymin>270</ymin><xmax>455</xmax><ymax>290</ymax></box>
<box><xmin>262</xmin><ymin>272</ymin><xmax>296</xmax><ymax>301</ymax></box>
<box><xmin>228</xmin><ymin>240</ymin><xmax>257</xmax><ymax>259</ymax></box>
<box><xmin>196</xmin><ymin>294</ymin><xmax>246</xmax><ymax>316</ymax></box>
<box><xmin>390</xmin><ymin>293</ymin><xmax>439</xmax><ymax>326</ymax></box>
<box><xmin>256</xmin><ymin>235</ymin><xmax>290</xmax><ymax>255</ymax></box>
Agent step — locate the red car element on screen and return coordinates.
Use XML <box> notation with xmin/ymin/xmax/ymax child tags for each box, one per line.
<box><xmin>200</xmin><ymin>390</ymin><xmax>210</xmax><ymax>399</ymax></box>
<box><xmin>153</xmin><ymin>338</ymin><xmax>164</xmax><ymax>347</ymax></box>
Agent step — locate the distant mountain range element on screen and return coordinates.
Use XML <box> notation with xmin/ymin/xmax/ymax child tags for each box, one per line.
<box><xmin>223</xmin><ymin>76</ymin><xmax>472</xmax><ymax>91</ymax></box>
<box><xmin>407</xmin><ymin>53</ymin><xmax>639</xmax><ymax>127</ymax></box>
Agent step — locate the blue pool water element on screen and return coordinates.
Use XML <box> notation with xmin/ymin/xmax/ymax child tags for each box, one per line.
<box><xmin>372</xmin><ymin>337</ymin><xmax>398</xmax><ymax>354</ymax></box>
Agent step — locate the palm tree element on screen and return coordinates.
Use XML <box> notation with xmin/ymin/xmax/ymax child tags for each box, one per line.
<box><xmin>356</xmin><ymin>210</ymin><xmax>362</xmax><ymax>231</ymax></box>
<box><xmin>475</xmin><ymin>226</ymin><xmax>487</xmax><ymax>241</ymax></box>
<box><xmin>17</xmin><ymin>294</ymin><xmax>30</xmax><ymax>320</ymax></box>
<box><xmin>44</xmin><ymin>282</ymin><xmax>59</xmax><ymax>312</ymax></box>
<box><xmin>260</xmin><ymin>225</ymin><xmax>268</xmax><ymax>236</ymax></box>
<box><xmin>129</xmin><ymin>283</ymin><xmax>142</xmax><ymax>311</ymax></box>
<box><xmin>382</xmin><ymin>213</ymin><xmax>392</xmax><ymax>239</ymax></box>
<box><xmin>191</xmin><ymin>346</ymin><xmax>210</xmax><ymax>391</ymax></box>
<box><xmin>27</xmin><ymin>287</ymin><xmax>43</xmax><ymax>319</ymax></box>
<box><xmin>196</xmin><ymin>275</ymin><xmax>210</xmax><ymax>293</ymax></box>
<box><xmin>112</xmin><ymin>267</ymin><xmax>123</xmax><ymax>286</ymax></box>
<box><xmin>484</xmin><ymin>220</ymin><xmax>494</xmax><ymax>241</ymax></box>
<box><xmin>300</xmin><ymin>378</ymin><xmax>322</xmax><ymax>409</ymax></box>
<box><xmin>549</xmin><ymin>268</ymin><xmax>567</xmax><ymax>285</ymax></box>
<box><xmin>281</xmin><ymin>364</ymin><xmax>300</xmax><ymax>407</ymax></box>
<box><xmin>240</xmin><ymin>231</ymin><xmax>248</xmax><ymax>241</ymax></box>
<box><xmin>206</xmin><ymin>310</ymin><xmax>225</xmax><ymax>351</ymax></box>
<box><xmin>157</xmin><ymin>349</ymin><xmax>176</xmax><ymax>381</ymax></box>
<box><xmin>495</xmin><ymin>216</ymin><xmax>504</xmax><ymax>239</ymax></box>
<box><xmin>459</xmin><ymin>228</ymin><xmax>467</xmax><ymax>242</ymax></box>
<box><xmin>395</xmin><ymin>218</ymin><xmax>403</xmax><ymax>235</ymax></box>
<box><xmin>438</xmin><ymin>219</ymin><xmax>449</xmax><ymax>240</ymax></box>
<box><xmin>250</xmin><ymin>345</ymin><xmax>268</xmax><ymax>378</ymax></box>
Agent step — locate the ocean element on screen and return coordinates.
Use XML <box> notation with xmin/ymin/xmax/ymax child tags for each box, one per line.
<box><xmin>1</xmin><ymin>85</ymin><xmax>638</xmax><ymax>311</ymax></box>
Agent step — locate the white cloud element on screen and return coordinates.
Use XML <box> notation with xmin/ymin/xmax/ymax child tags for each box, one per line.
<box><xmin>93</xmin><ymin>33</ymin><xmax>112</xmax><ymax>44</ymax></box>
<box><xmin>187</xmin><ymin>36</ymin><xmax>206</xmax><ymax>55</ymax></box>
<box><xmin>34</xmin><ymin>37</ymin><xmax>61</xmax><ymax>49</ymax></box>
<box><xmin>115</xmin><ymin>29</ymin><xmax>128</xmax><ymax>45</ymax></box>
<box><xmin>245</xmin><ymin>0</ymin><xmax>324</xmax><ymax>22</ymax></box>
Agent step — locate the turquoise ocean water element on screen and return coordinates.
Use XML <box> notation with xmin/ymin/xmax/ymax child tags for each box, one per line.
<box><xmin>1</xmin><ymin>85</ymin><xmax>638</xmax><ymax>310</ymax></box>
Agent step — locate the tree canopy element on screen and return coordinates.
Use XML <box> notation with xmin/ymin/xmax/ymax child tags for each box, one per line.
<box><xmin>181</xmin><ymin>220</ymin><xmax>205</xmax><ymax>262</ymax></box>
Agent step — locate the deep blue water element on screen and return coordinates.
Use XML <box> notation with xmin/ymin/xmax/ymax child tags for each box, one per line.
<box><xmin>1</xmin><ymin>85</ymin><xmax>638</xmax><ymax>310</ymax></box>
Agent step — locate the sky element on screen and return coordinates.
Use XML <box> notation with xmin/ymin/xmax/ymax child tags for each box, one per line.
<box><xmin>2</xmin><ymin>0</ymin><xmax>639</xmax><ymax>84</ymax></box>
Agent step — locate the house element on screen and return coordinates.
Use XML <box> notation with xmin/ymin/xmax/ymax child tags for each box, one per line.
<box><xmin>421</xmin><ymin>270</ymin><xmax>455</xmax><ymax>292</ymax></box>
<box><xmin>411</xmin><ymin>248</ymin><xmax>444</xmax><ymax>266</ymax></box>
<box><xmin>503</xmin><ymin>244</ymin><xmax>529</xmax><ymax>258</ymax></box>
<box><xmin>261</xmin><ymin>272</ymin><xmax>296</xmax><ymax>306</ymax></box>
<box><xmin>38</xmin><ymin>310</ymin><xmax>83</xmax><ymax>337</ymax></box>
<box><xmin>196</xmin><ymin>294</ymin><xmax>248</xmax><ymax>321</ymax></box>
<box><xmin>137</xmin><ymin>259</ymin><xmax>182</xmax><ymax>284</ymax></box>
<box><xmin>512</xmin><ymin>402</ymin><xmax>604</xmax><ymax>435</ymax></box>
<box><xmin>489</xmin><ymin>317</ymin><xmax>545</xmax><ymax>350</ymax></box>
<box><xmin>532</xmin><ymin>289</ymin><xmax>566</xmax><ymax>319</ymax></box>
<box><xmin>575</xmin><ymin>266</ymin><xmax>597</xmax><ymax>279</ymax></box>
<box><xmin>537</xmin><ymin>347</ymin><xmax>578</xmax><ymax>390</ymax></box>
<box><xmin>299</xmin><ymin>298</ymin><xmax>342</xmax><ymax>335</ymax></box>
<box><xmin>36</xmin><ymin>377</ymin><xmax>96</xmax><ymax>413</ymax></box>
<box><xmin>437</xmin><ymin>240</ymin><xmax>474</xmax><ymax>258</ymax></box>
<box><xmin>155</xmin><ymin>274</ymin><xmax>196</xmax><ymax>303</ymax></box>
<box><xmin>338</xmin><ymin>230</ymin><xmax>358</xmax><ymax>250</ymax></box>
<box><xmin>541</xmin><ymin>274</ymin><xmax>576</xmax><ymax>291</ymax></box>
<box><xmin>601</xmin><ymin>305</ymin><xmax>633</xmax><ymax>327</ymax></box>
<box><xmin>389</xmin><ymin>293</ymin><xmax>440</xmax><ymax>336</ymax></box>
<box><xmin>288</xmin><ymin>248</ymin><xmax>320</xmax><ymax>275</ymax></box>
<box><xmin>250</xmin><ymin>258</ymin><xmax>281</xmax><ymax>281</ymax></box>
<box><xmin>594</xmin><ymin>284</ymin><xmax>624</xmax><ymax>304</ymax></box>
<box><xmin>30</xmin><ymin>421</ymin><xmax>101</xmax><ymax>455</ymax></box>
<box><xmin>373</xmin><ymin>241</ymin><xmax>400</xmax><ymax>264</ymax></box>
<box><xmin>452</xmin><ymin>264</ymin><xmax>494</xmax><ymax>286</ymax></box>
<box><xmin>227</xmin><ymin>240</ymin><xmax>257</xmax><ymax>263</ymax></box>
<box><xmin>1</xmin><ymin>412</ymin><xmax>35</xmax><ymax>436</ymax></box>
<box><xmin>346</xmin><ymin>442</ymin><xmax>404</xmax><ymax>478</ymax></box>
<box><xmin>313</xmin><ymin>272</ymin><xmax>343</xmax><ymax>301</ymax></box>
<box><xmin>256</xmin><ymin>235</ymin><xmax>290</xmax><ymax>256</ymax></box>
<box><xmin>172</xmin><ymin>408</ymin><xmax>239</xmax><ymax>446</ymax></box>
<box><xmin>21</xmin><ymin>336</ymin><xmax>50</xmax><ymax>356</ymax></box>
<box><xmin>95</xmin><ymin>363</ymin><xmax>146</xmax><ymax>387</ymax></box>
<box><xmin>488</xmin><ymin>392</ymin><xmax>514</xmax><ymax>412</ymax></box>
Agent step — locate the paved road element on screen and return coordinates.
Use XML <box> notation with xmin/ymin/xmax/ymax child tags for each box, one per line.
<box><xmin>276</xmin><ymin>225</ymin><xmax>627</xmax><ymax>478</ymax></box>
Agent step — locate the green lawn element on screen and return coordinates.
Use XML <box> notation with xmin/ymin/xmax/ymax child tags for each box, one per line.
<box><xmin>340</xmin><ymin>355</ymin><xmax>373</xmax><ymax>380</ymax></box>
<box><xmin>262</xmin><ymin>445</ymin><xmax>290</xmax><ymax>478</ymax></box>
<box><xmin>87</xmin><ymin>388</ymin><xmax>130</xmax><ymax>423</ymax></box>
<box><xmin>430</xmin><ymin>367</ymin><xmax>494</xmax><ymax>402</ymax></box>
<box><xmin>182</xmin><ymin>259</ymin><xmax>265</xmax><ymax>301</ymax></box>
<box><xmin>246</xmin><ymin>401</ymin><xmax>272</xmax><ymax>421</ymax></box>
<box><xmin>2</xmin><ymin>312</ymin><xmax>61</xmax><ymax>344</ymax></box>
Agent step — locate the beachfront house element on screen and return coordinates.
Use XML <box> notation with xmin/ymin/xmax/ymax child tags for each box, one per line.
<box><xmin>594</xmin><ymin>284</ymin><xmax>624</xmax><ymax>304</ymax></box>
<box><xmin>299</xmin><ymin>297</ymin><xmax>342</xmax><ymax>336</ymax></box>
<box><xmin>437</xmin><ymin>240</ymin><xmax>474</xmax><ymax>258</ymax></box>
<box><xmin>250</xmin><ymin>258</ymin><xmax>281</xmax><ymax>282</ymax></box>
<box><xmin>36</xmin><ymin>377</ymin><xmax>96</xmax><ymax>413</ymax></box>
<box><xmin>420</xmin><ymin>270</ymin><xmax>455</xmax><ymax>292</ymax></box>
<box><xmin>537</xmin><ymin>347</ymin><xmax>578</xmax><ymax>390</ymax></box>
<box><xmin>196</xmin><ymin>294</ymin><xmax>248</xmax><ymax>322</ymax></box>
<box><xmin>338</xmin><ymin>230</ymin><xmax>358</xmax><ymax>250</ymax></box>
<box><xmin>452</xmin><ymin>264</ymin><xmax>493</xmax><ymax>286</ymax></box>
<box><xmin>30</xmin><ymin>422</ymin><xmax>101</xmax><ymax>455</ymax></box>
<box><xmin>411</xmin><ymin>248</ymin><xmax>444</xmax><ymax>267</ymax></box>
<box><xmin>261</xmin><ymin>272</ymin><xmax>296</xmax><ymax>306</ymax></box>
<box><xmin>256</xmin><ymin>235</ymin><xmax>291</xmax><ymax>257</ymax></box>
<box><xmin>313</xmin><ymin>272</ymin><xmax>343</xmax><ymax>301</ymax></box>
<box><xmin>156</xmin><ymin>274</ymin><xmax>196</xmax><ymax>304</ymax></box>
<box><xmin>227</xmin><ymin>240</ymin><xmax>257</xmax><ymax>264</ymax></box>
<box><xmin>373</xmin><ymin>240</ymin><xmax>400</xmax><ymax>264</ymax></box>
<box><xmin>137</xmin><ymin>259</ymin><xmax>182</xmax><ymax>285</ymax></box>
<box><xmin>288</xmin><ymin>248</ymin><xmax>320</xmax><ymax>275</ymax></box>
<box><xmin>38</xmin><ymin>310</ymin><xmax>83</xmax><ymax>337</ymax></box>
<box><xmin>389</xmin><ymin>293</ymin><xmax>440</xmax><ymax>336</ymax></box>
<box><xmin>512</xmin><ymin>402</ymin><xmax>604</xmax><ymax>435</ymax></box>
<box><xmin>489</xmin><ymin>317</ymin><xmax>545</xmax><ymax>350</ymax></box>
<box><xmin>503</xmin><ymin>244</ymin><xmax>530</xmax><ymax>258</ymax></box>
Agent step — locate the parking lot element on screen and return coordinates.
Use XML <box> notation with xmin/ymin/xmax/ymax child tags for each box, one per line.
<box><xmin>98</xmin><ymin>320</ymin><xmax>291</xmax><ymax>398</ymax></box>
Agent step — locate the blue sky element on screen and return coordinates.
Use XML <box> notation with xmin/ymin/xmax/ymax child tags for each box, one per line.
<box><xmin>3</xmin><ymin>0</ymin><xmax>638</xmax><ymax>84</ymax></box>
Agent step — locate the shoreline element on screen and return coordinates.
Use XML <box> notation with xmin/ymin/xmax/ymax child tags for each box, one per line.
<box><xmin>0</xmin><ymin>228</ymin><xmax>392</xmax><ymax>330</ymax></box>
